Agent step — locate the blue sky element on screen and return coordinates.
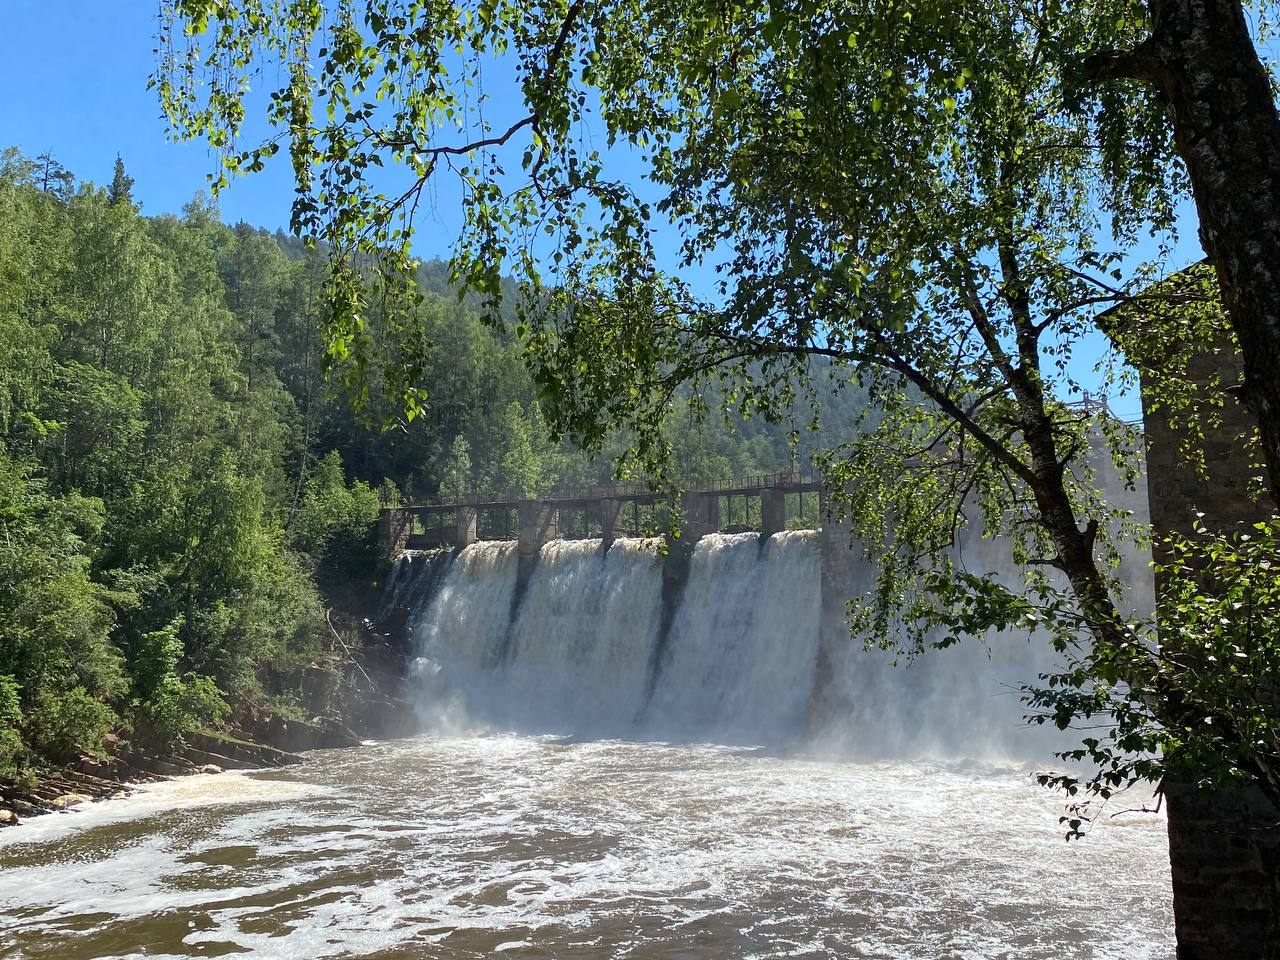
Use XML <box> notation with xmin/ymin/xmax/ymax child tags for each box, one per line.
<box><xmin>1</xmin><ymin>3</ymin><xmax>296</xmax><ymax>230</ymax></box>
<box><xmin>2</xmin><ymin>1</ymin><xmax>1206</xmax><ymax>421</ymax></box>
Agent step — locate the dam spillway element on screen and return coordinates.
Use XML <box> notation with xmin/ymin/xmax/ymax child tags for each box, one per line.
<box><xmin>384</xmin><ymin>527</ymin><xmax>1091</xmax><ymax>760</ymax></box>
<box><xmin>389</xmin><ymin>533</ymin><xmax>821</xmax><ymax>743</ymax></box>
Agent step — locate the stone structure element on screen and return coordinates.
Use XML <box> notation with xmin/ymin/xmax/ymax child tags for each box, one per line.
<box><xmin>456</xmin><ymin>505</ymin><xmax>478</xmax><ymax>548</ymax></box>
<box><xmin>599</xmin><ymin>499</ymin><xmax>628</xmax><ymax>551</ymax></box>
<box><xmin>376</xmin><ymin>508</ymin><xmax>413</xmax><ymax>559</ymax></box>
<box><xmin>680</xmin><ymin>491</ymin><xmax>721</xmax><ymax>542</ymax></box>
<box><xmin>761</xmin><ymin>487</ymin><xmax>787</xmax><ymax>539</ymax></box>
<box><xmin>1141</xmin><ymin>337</ymin><xmax>1279</xmax><ymax>959</ymax></box>
<box><xmin>517</xmin><ymin>500</ymin><xmax>559</xmax><ymax>587</ymax></box>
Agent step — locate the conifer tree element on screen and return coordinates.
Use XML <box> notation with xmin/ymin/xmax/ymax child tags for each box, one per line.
<box><xmin>107</xmin><ymin>154</ymin><xmax>134</xmax><ymax>207</ymax></box>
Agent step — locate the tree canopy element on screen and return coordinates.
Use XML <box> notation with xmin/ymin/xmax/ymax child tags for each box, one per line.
<box><xmin>153</xmin><ymin>0</ymin><xmax>1280</xmax><ymax>828</ymax></box>
<box><xmin>156</xmin><ymin>0</ymin><xmax>1280</xmax><ymax>507</ymax></box>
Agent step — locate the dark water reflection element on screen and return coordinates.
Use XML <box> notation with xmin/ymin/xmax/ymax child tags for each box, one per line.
<box><xmin>0</xmin><ymin>736</ymin><xmax>1173</xmax><ymax>959</ymax></box>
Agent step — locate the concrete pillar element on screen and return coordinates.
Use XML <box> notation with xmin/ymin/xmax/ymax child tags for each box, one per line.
<box><xmin>517</xmin><ymin>500</ymin><xmax>558</xmax><ymax>585</ymax></box>
<box><xmin>600</xmin><ymin>499</ymin><xmax>626</xmax><ymax>551</ymax></box>
<box><xmin>377</xmin><ymin>508</ymin><xmax>412</xmax><ymax>562</ymax></box>
<box><xmin>1142</xmin><ymin>331</ymin><xmax>1280</xmax><ymax>957</ymax></box>
<box><xmin>761</xmin><ymin>487</ymin><xmax>786</xmax><ymax>539</ymax></box>
<box><xmin>680</xmin><ymin>491</ymin><xmax>719</xmax><ymax>542</ymax></box>
<box><xmin>518</xmin><ymin>501</ymin><xmax>558</xmax><ymax>553</ymax></box>
<box><xmin>456</xmin><ymin>505</ymin><xmax>478</xmax><ymax>547</ymax></box>
<box><xmin>704</xmin><ymin>493</ymin><xmax>720</xmax><ymax>531</ymax></box>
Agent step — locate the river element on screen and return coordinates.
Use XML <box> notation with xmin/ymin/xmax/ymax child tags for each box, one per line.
<box><xmin>0</xmin><ymin>734</ymin><xmax>1172</xmax><ymax>959</ymax></box>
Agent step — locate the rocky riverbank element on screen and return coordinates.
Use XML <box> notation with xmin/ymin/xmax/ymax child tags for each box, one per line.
<box><xmin>1</xmin><ymin>604</ymin><xmax>418</xmax><ymax>830</ymax></box>
<box><xmin>0</xmin><ymin>730</ymin><xmax>305</xmax><ymax>827</ymax></box>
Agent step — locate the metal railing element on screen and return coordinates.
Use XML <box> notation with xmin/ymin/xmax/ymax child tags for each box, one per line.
<box><xmin>387</xmin><ymin>470</ymin><xmax>822</xmax><ymax>513</ymax></box>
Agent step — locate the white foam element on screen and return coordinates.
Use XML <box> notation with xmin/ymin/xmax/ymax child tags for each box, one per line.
<box><xmin>0</xmin><ymin>737</ymin><xmax>1173</xmax><ymax>959</ymax></box>
<box><xmin>0</xmin><ymin>770</ymin><xmax>320</xmax><ymax>847</ymax></box>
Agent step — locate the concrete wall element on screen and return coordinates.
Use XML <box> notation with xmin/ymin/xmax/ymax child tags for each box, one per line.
<box><xmin>517</xmin><ymin>500</ymin><xmax>559</xmax><ymax>590</ymax></box>
<box><xmin>456</xmin><ymin>506</ymin><xmax>478</xmax><ymax>547</ymax></box>
<box><xmin>600</xmin><ymin>499</ymin><xmax>626</xmax><ymax>550</ymax></box>
<box><xmin>377</xmin><ymin>508</ymin><xmax>412</xmax><ymax>563</ymax></box>
<box><xmin>680</xmin><ymin>491</ymin><xmax>721</xmax><ymax>542</ymax></box>
<box><xmin>762</xmin><ymin>488</ymin><xmax>786</xmax><ymax>539</ymax></box>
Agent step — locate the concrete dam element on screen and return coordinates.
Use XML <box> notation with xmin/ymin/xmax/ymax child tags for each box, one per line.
<box><xmin>378</xmin><ymin>471</ymin><xmax>1152</xmax><ymax>757</ymax></box>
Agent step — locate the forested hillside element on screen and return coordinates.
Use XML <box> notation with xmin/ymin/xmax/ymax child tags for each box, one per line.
<box><xmin>0</xmin><ymin>147</ymin><xmax>861</xmax><ymax>773</ymax></box>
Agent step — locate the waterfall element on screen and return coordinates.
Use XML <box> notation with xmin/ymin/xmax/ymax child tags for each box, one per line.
<box><xmin>387</xmin><ymin>515</ymin><xmax>1151</xmax><ymax>760</ymax></box>
<box><xmin>643</xmin><ymin>532</ymin><xmax>822</xmax><ymax>743</ymax></box>
<box><xmin>392</xmin><ymin>533</ymin><xmax>825</xmax><ymax>745</ymax></box>
<box><xmin>394</xmin><ymin>541</ymin><xmax>519</xmax><ymax>733</ymax></box>
<box><xmin>379</xmin><ymin>548</ymin><xmax>455</xmax><ymax>631</ymax></box>
<box><xmin>502</xmin><ymin>538</ymin><xmax>666</xmax><ymax>734</ymax></box>
<box><xmin>800</xmin><ymin>520</ymin><xmax>1060</xmax><ymax>761</ymax></box>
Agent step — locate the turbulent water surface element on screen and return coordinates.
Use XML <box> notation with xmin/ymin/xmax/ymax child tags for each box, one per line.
<box><xmin>1</xmin><ymin>531</ymin><xmax>1173</xmax><ymax>957</ymax></box>
<box><xmin>0</xmin><ymin>737</ymin><xmax>1172</xmax><ymax>959</ymax></box>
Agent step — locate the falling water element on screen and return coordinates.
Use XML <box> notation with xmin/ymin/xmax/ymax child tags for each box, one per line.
<box><xmin>644</xmin><ymin>532</ymin><xmax>822</xmax><ymax>743</ymax></box>
<box><xmin>378</xmin><ymin>547</ymin><xmax>455</xmax><ymax>631</ymax></box>
<box><xmin>392</xmin><ymin>533</ymin><xmax>825</xmax><ymax>745</ymax></box>
<box><xmin>408</xmin><ymin>540</ymin><xmax>520</xmax><ymax>731</ymax></box>
<box><xmin>502</xmin><ymin>538</ymin><xmax>666</xmax><ymax>734</ymax></box>
<box><xmin>809</xmin><ymin>520</ymin><xmax>1083</xmax><ymax>762</ymax></box>
<box><xmin>389</xmin><ymin>523</ymin><xmax>1101</xmax><ymax>760</ymax></box>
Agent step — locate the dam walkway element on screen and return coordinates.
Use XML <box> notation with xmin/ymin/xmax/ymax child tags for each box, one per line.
<box><xmin>378</xmin><ymin>471</ymin><xmax>823</xmax><ymax>559</ymax></box>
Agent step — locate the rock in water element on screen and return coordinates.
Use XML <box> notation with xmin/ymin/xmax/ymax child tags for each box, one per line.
<box><xmin>49</xmin><ymin>793</ymin><xmax>91</xmax><ymax>810</ymax></box>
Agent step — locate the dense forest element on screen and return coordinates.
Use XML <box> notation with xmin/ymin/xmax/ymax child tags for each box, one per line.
<box><xmin>0</xmin><ymin>147</ymin><xmax>862</xmax><ymax>773</ymax></box>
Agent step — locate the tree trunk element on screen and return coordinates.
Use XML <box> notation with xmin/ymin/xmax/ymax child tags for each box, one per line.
<box><xmin>1142</xmin><ymin>331</ymin><xmax>1280</xmax><ymax>959</ymax></box>
<box><xmin>1126</xmin><ymin>0</ymin><xmax>1280</xmax><ymax>506</ymax></box>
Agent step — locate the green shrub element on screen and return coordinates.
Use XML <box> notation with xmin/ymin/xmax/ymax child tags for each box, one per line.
<box><xmin>0</xmin><ymin>675</ymin><xmax>24</xmax><ymax>773</ymax></box>
<box><xmin>25</xmin><ymin>687</ymin><xmax>117</xmax><ymax>762</ymax></box>
<box><xmin>140</xmin><ymin>672</ymin><xmax>230</xmax><ymax>748</ymax></box>
<box><xmin>291</xmin><ymin>450</ymin><xmax>381</xmax><ymax>585</ymax></box>
<box><xmin>131</xmin><ymin>622</ymin><xmax>183</xmax><ymax>700</ymax></box>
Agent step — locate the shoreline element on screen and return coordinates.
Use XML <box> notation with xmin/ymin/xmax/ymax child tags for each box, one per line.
<box><xmin>0</xmin><ymin>728</ymin><xmax>310</xmax><ymax>829</ymax></box>
<box><xmin>0</xmin><ymin>608</ymin><xmax>419</xmax><ymax>832</ymax></box>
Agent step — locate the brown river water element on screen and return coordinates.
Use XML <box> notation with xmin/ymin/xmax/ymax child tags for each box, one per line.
<box><xmin>0</xmin><ymin>735</ymin><xmax>1172</xmax><ymax>960</ymax></box>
